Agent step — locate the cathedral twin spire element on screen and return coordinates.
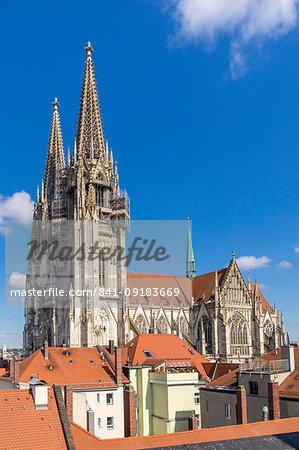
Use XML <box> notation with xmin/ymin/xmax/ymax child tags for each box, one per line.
<box><xmin>40</xmin><ymin>42</ymin><xmax>119</xmax><ymax>215</ymax></box>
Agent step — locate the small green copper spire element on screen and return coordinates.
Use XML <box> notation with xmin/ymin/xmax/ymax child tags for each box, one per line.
<box><xmin>186</xmin><ymin>218</ymin><xmax>196</xmax><ymax>280</ymax></box>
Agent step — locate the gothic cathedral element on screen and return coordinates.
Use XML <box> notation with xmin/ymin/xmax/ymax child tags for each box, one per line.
<box><xmin>24</xmin><ymin>43</ymin><xmax>286</xmax><ymax>362</ymax></box>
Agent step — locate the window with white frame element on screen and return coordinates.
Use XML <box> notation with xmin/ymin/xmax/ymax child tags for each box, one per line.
<box><xmin>107</xmin><ymin>416</ymin><xmax>114</xmax><ymax>430</ymax></box>
<box><xmin>194</xmin><ymin>392</ymin><xmax>200</xmax><ymax>404</ymax></box>
<box><xmin>225</xmin><ymin>403</ymin><xmax>231</xmax><ymax>420</ymax></box>
<box><xmin>97</xmin><ymin>393</ymin><xmax>100</xmax><ymax>403</ymax></box>
<box><xmin>106</xmin><ymin>393</ymin><xmax>114</xmax><ymax>405</ymax></box>
<box><xmin>98</xmin><ymin>417</ymin><xmax>101</xmax><ymax>428</ymax></box>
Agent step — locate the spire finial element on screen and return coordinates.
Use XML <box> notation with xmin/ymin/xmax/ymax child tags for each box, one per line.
<box><xmin>232</xmin><ymin>250</ymin><xmax>236</xmax><ymax>260</ymax></box>
<box><xmin>52</xmin><ymin>97</ymin><xmax>59</xmax><ymax>110</ymax></box>
<box><xmin>84</xmin><ymin>41</ymin><xmax>94</xmax><ymax>57</ymax></box>
<box><xmin>186</xmin><ymin>218</ymin><xmax>196</xmax><ymax>280</ymax></box>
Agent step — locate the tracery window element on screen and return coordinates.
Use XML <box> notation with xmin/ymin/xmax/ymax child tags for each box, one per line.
<box><xmin>94</xmin><ymin>308</ymin><xmax>110</xmax><ymax>345</ymax></box>
<box><xmin>230</xmin><ymin>314</ymin><xmax>248</xmax><ymax>345</ymax></box>
<box><xmin>135</xmin><ymin>314</ymin><xmax>147</xmax><ymax>334</ymax></box>
<box><xmin>157</xmin><ymin>316</ymin><xmax>168</xmax><ymax>334</ymax></box>
<box><xmin>264</xmin><ymin>319</ymin><xmax>274</xmax><ymax>352</ymax></box>
<box><xmin>198</xmin><ymin>315</ymin><xmax>212</xmax><ymax>354</ymax></box>
<box><xmin>179</xmin><ymin>317</ymin><xmax>188</xmax><ymax>336</ymax></box>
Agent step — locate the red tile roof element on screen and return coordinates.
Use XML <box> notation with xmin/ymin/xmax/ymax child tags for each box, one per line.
<box><xmin>70</xmin><ymin>421</ymin><xmax>104</xmax><ymax>449</ymax></box>
<box><xmin>125</xmin><ymin>334</ymin><xmax>209</xmax><ymax>378</ymax></box>
<box><xmin>260</xmin><ymin>347</ymin><xmax>299</xmax><ymax>368</ymax></box>
<box><xmin>18</xmin><ymin>347</ymin><xmax>123</xmax><ymax>386</ymax></box>
<box><xmin>0</xmin><ymin>388</ymin><xmax>67</xmax><ymax>449</ymax></box>
<box><xmin>82</xmin><ymin>417</ymin><xmax>299</xmax><ymax>449</ymax></box>
<box><xmin>127</xmin><ymin>272</ymin><xmax>192</xmax><ymax>307</ymax></box>
<box><xmin>192</xmin><ymin>269</ymin><xmax>227</xmax><ymax>305</ymax></box>
<box><xmin>206</xmin><ymin>368</ymin><xmax>239</xmax><ymax>388</ymax></box>
<box><xmin>279</xmin><ymin>369</ymin><xmax>299</xmax><ymax>399</ymax></box>
<box><xmin>247</xmin><ymin>283</ymin><xmax>273</xmax><ymax>313</ymax></box>
<box><xmin>202</xmin><ymin>362</ymin><xmax>239</xmax><ymax>381</ymax></box>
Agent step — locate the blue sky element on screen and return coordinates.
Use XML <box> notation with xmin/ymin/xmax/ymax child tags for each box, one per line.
<box><xmin>1</xmin><ymin>0</ymin><xmax>299</xmax><ymax>346</ymax></box>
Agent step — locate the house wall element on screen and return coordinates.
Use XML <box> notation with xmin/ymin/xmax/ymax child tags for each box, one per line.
<box><xmin>200</xmin><ymin>389</ymin><xmax>237</xmax><ymax>428</ymax></box>
<box><xmin>150</xmin><ymin>372</ymin><xmax>201</xmax><ymax>435</ymax></box>
<box><xmin>72</xmin><ymin>387</ymin><xmax>124</xmax><ymax>439</ymax></box>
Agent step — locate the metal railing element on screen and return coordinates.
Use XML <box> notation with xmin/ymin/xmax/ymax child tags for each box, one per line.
<box><xmin>240</xmin><ymin>359</ymin><xmax>289</xmax><ymax>373</ymax></box>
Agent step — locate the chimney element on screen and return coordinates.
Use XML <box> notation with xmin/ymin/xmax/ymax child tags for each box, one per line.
<box><xmin>236</xmin><ymin>385</ymin><xmax>247</xmax><ymax>424</ymax></box>
<box><xmin>188</xmin><ymin>411</ymin><xmax>198</xmax><ymax>430</ymax></box>
<box><xmin>281</xmin><ymin>345</ymin><xmax>295</xmax><ymax>372</ymax></box>
<box><xmin>262</xmin><ymin>406</ymin><xmax>268</xmax><ymax>421</ymax></box>
<box><xmin>123</xmin><ymin>385</ymin><xmax>137</xmax><ymax>437</ymax></box>
<box><xmin>87</xmin><ymin>408</ymin><xmax>95</xmax><ymax>434</ymax></box>
<box><xmin>268</xmin><ymin>381</ymin><xmax>280</xmax><ymax>420</ymax></box>
<box><xmin>13</xmin><ymin>360</ymin><xmax>19</xmax><ymax>384</ymax></box>
<box><xmin>115</xmin><ymin>347</ymin><xmax>123</xmax><ymax>385</ymax></box>
<box><xmin>64</xmin><ymin>385</ymin><xmax>73</xmax><ymax>420</ymax></box>
<box><xmin>44</xmin><ymin>341</ymin><xmax>49</xmax><ymax>360</ymax></box>
<box><xmin>109</xmin><ymin>340</ymin><xmax>115</xmax><ymax>356</ymax></box>
<box><xmin>30</xmin><ymin>380</ymin><xmax>48</xmax><ymax>410</ymax></box>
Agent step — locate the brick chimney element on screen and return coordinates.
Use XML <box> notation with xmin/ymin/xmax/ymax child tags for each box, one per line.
<box><xmin>188</xmin><ymin>412</ymin><xmax>199</xmax><ymax>430</ymax></box>
<box><xmin>44</xmin><ymin>341</ymin><xmax>49</xmax><ymax>360</ymax></box>
<box><xmin>9</xmin><ymin>359</ymin><xmax>19</xmax><ymax>384</ymax></box>
<box><xmin>64</xmin><ymin>385</ymin><xmax>73</xmax><ymax>420</ymax></box>
<box><xmin>115</xmin><ymin>347</ymin><xmax>123</xmax><ymax>385</ymax></box>
<box><xmin>268</xmin><ymin>381</ymin><xmax>280</xmax><ymax>420</ymax></box>
<box><xmin>123</xmin><ymin>385</ymin><xmax>137</xmax><ymax>437</ymax></box>
<box><xmin>236</xmin><ymin>385</ymin><xmax>247</xmax><ymax>424</ymax></box>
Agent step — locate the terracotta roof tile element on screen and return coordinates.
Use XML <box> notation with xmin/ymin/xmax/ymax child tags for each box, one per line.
<box><xmin>86</xmin><ymin>417</ymin><xmax>299</xmax><ymax>449</ymax></box>
<box><xmin>19</xmin><ymin>347</ymin><xmax>119</xmax><ymax>386</ymax></box>
<box><xmin>70</xmin><ymin>421</ymin><xmax>103</xmax><ymax>449</ymax></box>
<box><xmin>192</xmin><ymin>269</ymin><xmax>227</xmax><ymax>305</ymax></box>
<box><xmin>125</xmin><ymin>334</ymin><xmax>209</xmax><ymax>378</ymax></box>
<box><xmin>247</xmin><ymin>283</ymin><xmax>273</xmax><ymax>313</ymax></box>
<box><xmin>127</xmin><ymin>272</ymin><xmax>192</xmax><ymax>307</ymax></box>
<box><xmin>0</xmin><ymin>389</ymin><xmax>67</xmax><ymax>449</ymax></box>
<box><xmin>279</xmin><ymin>369</ymin><xmax>299</xmax><ymax>399</ymax></box>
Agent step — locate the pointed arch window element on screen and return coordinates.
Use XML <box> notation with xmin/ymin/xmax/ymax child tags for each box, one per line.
<box><xmin>157</xmin><ymin>316</ymin><xmax>168</xmax><ymax>334</ymax></box>
<box><xmin>198</xmin><ymin>315</ymin><xmax>212</xmax><ymax>354</ymax></box>
<box><xmin>264</xmin><ymin>319</ymin><xmax>274</xmax><ymax>352</ymax></box>
<box><xmin>135</xmin><ymin>315</ymin><xmax>147</xmax><ymax>334</ymax></box>
<box><xmin>179</xmin><ymin>317</ymin><xmax>188</xmax><ymax>336</ymax></box>
<box><xmin>230</xmin><ymin>314</ymin><xmax>248</xmax><ymax>345</ymax></box>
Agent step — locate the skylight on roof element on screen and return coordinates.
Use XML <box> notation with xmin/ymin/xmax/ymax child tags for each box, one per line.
<box><xmin>90</xmin><ymin>360</ymin><xmax>95</xmax><ymax>365</ymax></box>
<box><xmin>143</xmin><ymin>350</ymin><xmax>153</xmax><ymax>358</ymax></box>
<box><xmin>188</xmin><ymin>349</ymin><xmax>194</xmax><ymax>355</ymax></box>
<box><xmin>69</xmin><ymin>360</ymin><xmax>74</xmax><ymax>365</ymax></box>
<box><xmin>129</xmin><ymin>342</ymin><xmax>135</xmax><ymax>348</ymax></box>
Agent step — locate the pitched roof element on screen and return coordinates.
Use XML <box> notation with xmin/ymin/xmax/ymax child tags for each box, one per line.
<box><xmin>0</xmin><ymin>389</ymin><xmax>67</xmax><ymax>449</ymax></box>
<box><xmin>84</xmin><ymin>417</ymin><xmax>299</xmax><ymax>449</ymax></box>
<box><xmin>279</xmin><ymin>369</ymin><xmax>299</xmax><ymax>399</ymax></box>
<box><xmin>260</xmin><ymin>346</ymin><xmax>299</xmax><ymax>368</ymax></box>
<box><xmin>247</xmin><ymin>283</ymin><xmax>273</xmax><ymax>313</ymax></box>
<box><xmin>70</xmin><ymin>421</ymin><xmax>104</xmax><ymax>449</ymax></box>
<box><xmin>192</xmin><ymin>268</ymin><xmax>227</xmax><ymax>305</ymax></box>
<box><xmin>127</xmin><ymin>272</ymin><xmax>192</xmax><ymax>307</ymax></box>
<box><xmin>205</xmin><ymin>368</ymin><xmax>239</xmax><ymax>388</ymax></box>
<box><xmin>124</xmin><ymin>334</ymin><xmax>209</xmax><ymax>378</ymax></box>
<box><xmin>18</xmin><ymin>347</ymin><xmax>121</xmax><ymax>386</ymax></box>
<box><xmin>202</xmin><ymin>362</ymin><xmax>239</xmax><ymax>381</ymax></box>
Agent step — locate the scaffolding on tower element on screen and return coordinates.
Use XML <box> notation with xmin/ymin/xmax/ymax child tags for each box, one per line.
<box><xmin>51</xmin><ymin>163</ymin><xmax>67</xmax><ymax>220</ymax></box>
<box><xmin>110</xmin><ymin>189</ymin><xmax>130</xmax><ymax>230</ymax></box>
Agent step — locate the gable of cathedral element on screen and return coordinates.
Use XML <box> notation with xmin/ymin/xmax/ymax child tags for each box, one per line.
<box><xmin>193</xmin><ymin>268</ymin><xmax>227</xmax><ymax>305</ymax></box>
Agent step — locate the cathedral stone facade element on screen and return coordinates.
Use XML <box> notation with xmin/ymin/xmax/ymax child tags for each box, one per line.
<box><xmin>24</xmin><ymin>43</ymin><xmax>286</xmax><ymax>361</ymax></box>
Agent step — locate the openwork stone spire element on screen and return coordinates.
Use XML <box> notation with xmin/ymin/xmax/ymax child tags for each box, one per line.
<box><xmin>44</xmin><ymin>98</ymin><xmax>65</xmax><ymax>201</ymax></box>
<box><xmin>186</xmin><ymin>218</ymin><xmax>196</xmax><ymax>280</ymax></box>
<box><xmin>76</xmin><ymin>42</ymin><xmax>105</xmax><ymax>160</ymax></box>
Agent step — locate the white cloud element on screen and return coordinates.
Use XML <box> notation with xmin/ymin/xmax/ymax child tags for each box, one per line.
<box><xmin>236</xmin><ymin>255</ymin><xmax>270</xmax><ymax>270</ymax></box>
<box><xmin>8</xmin><ymin>272</ymin><xmax>26</xmax><ymax>289</ymax></box>
<box><xmin>278</xmin><ymin>260</ymin><xmax>293</xmax><ymax>269</ymax></box>
<box><xmin>295</xmin><ymin>247</ymin><xmax>299</xmax><ymax>253</ymax></box>
<box><xmin>166</xmin><ymin>0</ymin><xmax>299</xmax><ymax>77</ymax></box>
<box><xmin>258</xmin><ymin>283</ymin><xmax>269</xmax><ymax>291</ymax></box>
<box><xmin>0</xmin><ymin>191</ymin><xmax>34</xmax><ymax>230</ymax></box>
